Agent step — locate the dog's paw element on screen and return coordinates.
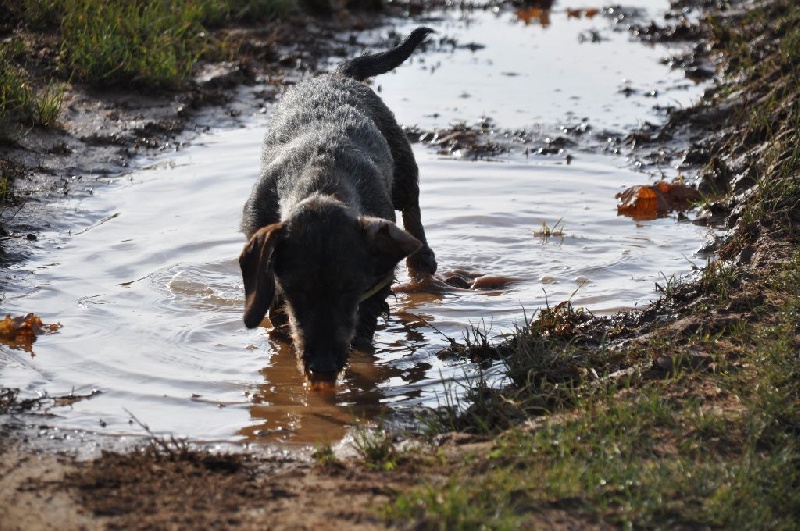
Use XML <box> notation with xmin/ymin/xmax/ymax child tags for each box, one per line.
<box><xmin>407</xmin><ymin>245</ymin><xmax>437</xmax><ymax>276</ymax></box>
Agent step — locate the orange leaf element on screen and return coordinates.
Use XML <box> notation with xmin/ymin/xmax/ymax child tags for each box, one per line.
<box><xmin>515</xmin><ymin>7</ymin><xmax>551</xmax><ymax>26</ymax></box>
<box><xmin>0</xmin><ymin>314</ymin><xmax>44</xmax><ymax>337</ymax></box>
<box><xmin>616</xmin><ymin>181</ymin><xmax>702</xmax><ymax>220</ymax></box>
<box><xmin>471</xmin><ymin>275</ymin><xmax>518</xmax><ymax>290</ymax></box>
<box><xmin>0</xmin><ymin>313</ymin><xmax>61</xmax><ymax>355</ymax></box>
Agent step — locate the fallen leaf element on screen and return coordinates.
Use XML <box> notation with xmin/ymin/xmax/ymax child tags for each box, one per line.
<box><xmin>515</xmin><ymin>7</ymin><xmax>551</xmax><ymax>26</ymax></box>
<box><xmin>395</xmin><ymin>270</ymin><xmax>519</xmax><ymax>293</ymax></box>
<box><xmin>0</xmin><ymin>313</ymin><xmax>61</xmax><ymax>354</ymax></box>
<box><xmin>0</xmin><ymin>314</ymin><xmax>43</xmax><ymax>337</ymax></box>
<box><xmin>616</xmin><ymin>181</ymin><xmax>702</xmax><ymax>220</ymax></box>
<box><xmin>471</xmin><ymin>276</ymin><xmax>518</xmax><ymax>290</ymax></box>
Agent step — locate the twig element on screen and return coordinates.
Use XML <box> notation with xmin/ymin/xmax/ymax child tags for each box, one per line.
<box><xmin>72</xmin><ymin>212</ymin><xmax>120</xmax><ymax>235</ymax></box>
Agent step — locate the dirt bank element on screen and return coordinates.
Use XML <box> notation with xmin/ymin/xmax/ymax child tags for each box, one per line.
<box><xmin>2</xmin><ymin>0</ymin><xmax>800</xmax><ymax>528</ymax></box>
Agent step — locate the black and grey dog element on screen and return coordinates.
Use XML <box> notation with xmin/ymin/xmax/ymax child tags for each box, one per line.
<box><xmin>239</xmin><ymin>28</ymin><xmax>437</xmax><ymax>383</ymax></box>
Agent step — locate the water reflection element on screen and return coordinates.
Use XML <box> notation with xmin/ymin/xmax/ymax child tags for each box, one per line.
<box><xmin>241</xmin><ymin>308</ymin><xmax>433</xmax><ymax>445</ymax></box>
<box><xmin>0</xmin><ymin>2</ymin><xmax>714</xmax><ymax>444</ymax></box>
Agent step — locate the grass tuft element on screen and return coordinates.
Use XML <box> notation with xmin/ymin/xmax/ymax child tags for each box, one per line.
<box><xmin>312</xmin><ymin>442</ymin><xmax>339</xmax><ymax>467</ymax></box>
<box><xmin>0</xmin><ymin>42</ymin><xmax>64</xmax><ymax>132</ymax></box>
<box><xmin>352</xmin><ymin>421</ymin><xmax>398</xmax><ymax>471</ymax></box>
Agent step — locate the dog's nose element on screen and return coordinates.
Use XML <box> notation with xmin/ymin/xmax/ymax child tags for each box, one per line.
<box><xmin>306</xmin><ymin>356</ymin><xmax>339</xmax><ymax>383</ymax></box>
<box><xmin>307</xmin><ymin>370</ymin><xmax>338</xmax><ymax>389</ymax></box>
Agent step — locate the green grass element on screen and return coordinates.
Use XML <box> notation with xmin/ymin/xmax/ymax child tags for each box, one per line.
<box><xmin>0</xmin><ymin>176</ymin><xmax>9</xmax><ymax>204</ymax></box>
<box><xmin>59</xmin><ymin>0</ymin><xmax>212</xmax><ymax>89</ymax></box>
<box><xmin>708</xmin><ymin>0</ymin><xmax>800</xmax><ymax>249</ymax></box>
<box><xmin>0</xmin><ymin>41</ymin><xmax>64</xmax><ymax>134</ymax></box>
<box><xmin>1</xmin><ymin>0</ymin><xmax>297</xmax><ymax>93</ymax></box>
<box><xmin>312</xmin><ymin>442</ymin><xmax>339</xmax><ymax>467</ymax></box>
<box><xmin>387</xmin><ymin>1</ymin><xmax>800</xmax><ymax>527</ymax></box>
<box><xmin>0</xmin><ymin>0</ymin><xmax>299</xmax><ymax>144</ymax></box>
<box><xmin>57</xmin><ymin>0</ymin><xmax>299</xmax><ymax>89</ymax></box>
<box><xmin>0</xmin><ymin>0</ymin><xmax>300</xmax><ymax>137</ymax></box>
<box><xmin>203</xmin><ymin>0</ymin><xmax>299</xmax><ymax>27</ymax></box>
<box><xmin>0</xmin><ymin>0</ymin><xmax>298</xmax><ymax>198</ymax></box>
<box><xmin>391</xmin><ymin>288</ymin><xmax>800</xmax><ymax>526</ymax></box>
<box><xmin>698</xmin><ymin>258</ymin><xmax>739</xmax><ymax>303</ymax></box>
<box><xmin>0</xmin><ymin>159</ymin><xmax>24</xmax><ymax>206</ymax></box>
<box><xmin>352</xmin><ymin>421</ymin><xmax>398</xmax><ymax>471</ymax></box>
<box><xmin>27</xmin><ymin>82</ymin><xmax>65</xmax><ymax>127</ymax></box>
<box><xmin>389</xmin><ymin>478</ymin><xmax>528</xmax><ymax>530</ymax></box>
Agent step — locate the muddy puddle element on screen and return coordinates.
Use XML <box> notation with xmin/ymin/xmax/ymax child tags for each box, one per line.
<box><xmin>2</xmin><ymin>2</ymin><xmax>713</xmax><ymax>447</ymax></box>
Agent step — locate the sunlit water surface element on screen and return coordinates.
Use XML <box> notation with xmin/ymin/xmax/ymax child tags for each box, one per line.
<box><xmin>1</xmin><ymin>3</ymin><xmax>712</xmax><ymax>446</ymax></box>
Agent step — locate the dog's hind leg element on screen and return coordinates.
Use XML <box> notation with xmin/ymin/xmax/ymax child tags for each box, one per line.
<box><xmin>401</xmin><ymin>206</ymin><xmax>436</xmax><ymax>275</ymax></box>
<box><xmin>358</xmin><ymin>82</ymin><xmax>437</xmax><ymax>276</ymax></box>
<box><xmin>390</xmin><ymin>141</ymin><xmax>437</xmax><ymax>276</ymax></box>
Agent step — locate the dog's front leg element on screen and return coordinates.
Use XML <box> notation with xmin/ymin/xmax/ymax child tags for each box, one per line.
<box><xmin>267</xmin><ymin>294</ymin><xmax>290</xmax><ymax>335</ymax></box>
<box><xmin>352</xmin><ymin>286</ymin><xmax>391</xmax><ymax>350</ymax></box>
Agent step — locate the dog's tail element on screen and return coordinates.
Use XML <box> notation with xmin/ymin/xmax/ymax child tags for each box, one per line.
<box><xmin>336</xmin><ymin>27</ymin><xmax>434</xmax><ymax>81</ymax></box>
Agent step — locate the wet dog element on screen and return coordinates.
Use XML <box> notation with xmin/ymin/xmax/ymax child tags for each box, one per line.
<box><xmin>239</xmin><ymin>28</ymin><xmax>437</xmax><ymax>383</ymax></box>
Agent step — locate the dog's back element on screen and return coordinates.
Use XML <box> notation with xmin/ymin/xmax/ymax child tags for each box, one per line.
<box><xmin>241</xmin><ymin>76</ymin><xmax>396</xmax><ymax>236</ymax></box>
<box><xmin>242</xmin><ymin>28</ymin><xmax>434</xmax><ymax>236</ymax></box>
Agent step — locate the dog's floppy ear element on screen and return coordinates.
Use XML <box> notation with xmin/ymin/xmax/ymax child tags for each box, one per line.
<box><xmin>360</xmin><ymin>217</ymin><xmax>422</xmax><ymax>273</ymax></box>
<box><xmin>240</xmin><ymin>223</ymin><xmax>285</xmax><ymax>328</ymax></box>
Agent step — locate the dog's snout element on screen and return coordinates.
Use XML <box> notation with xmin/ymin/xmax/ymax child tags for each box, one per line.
<box><xmin>306</xmin><ymin>352</ymin><xmax>341</xmax><ymax>376</ymax></box>
<box><xmin>307</xmin><ymin>370</ymin><xmax>339</xmax><ymax>388</ymax></box>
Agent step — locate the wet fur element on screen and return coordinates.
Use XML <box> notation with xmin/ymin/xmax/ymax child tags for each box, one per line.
<box><xmin>240</xmin><ymin>29</ymin><xmax>436</xmax><ymax>379</ymax></box>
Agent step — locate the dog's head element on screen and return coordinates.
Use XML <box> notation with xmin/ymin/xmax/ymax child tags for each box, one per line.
<box><xmin>240</xmin><ymin>203</ymin><xmax>420</xmax><ymax>383</ymax></box>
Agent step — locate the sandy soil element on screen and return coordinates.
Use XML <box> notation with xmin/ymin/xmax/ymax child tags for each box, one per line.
<box><xmin>0</xmin><ymin>434</ymin><xmax>98</xmax><ymax>530</ymax></box>
<box><xmin>2</xmin><ymin>422</ymin><xmax>604</xmax><ymax>530</ymax></box>
<box><xmin>0</xmin><ymin>434</ymin><xmax>398</xmax><ymax>530</ymax></box>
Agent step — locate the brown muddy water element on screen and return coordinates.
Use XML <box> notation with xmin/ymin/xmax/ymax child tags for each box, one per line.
<box><xmin>2</xmin><ymin>2</ymin><xmax>713</xmax><ymax>448</ymax></box>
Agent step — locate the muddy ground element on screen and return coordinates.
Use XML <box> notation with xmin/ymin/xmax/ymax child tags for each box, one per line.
<box><xmin>2</xmin><ymin>0</ymin><xmax>797</xmax><ymax>529</ymax></box>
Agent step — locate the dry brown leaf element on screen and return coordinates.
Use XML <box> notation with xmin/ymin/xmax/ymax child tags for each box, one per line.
<box><xmin>470</xmin><ymin>275</ymin><xmax>518</xmax><ymax>290</ymax></box>
<box><xmin>515</xmin><ymin>7</ymin><xmax>551</xmax><ymax>26</ymax></box>
<box><xmin>0</xmin><ymin>314</ymin><xmax>43</xmax><ymax>337</ymax></box>
<box><xmin>616</xmin><ymin>181</ymin><xmax>702</xmax><ymax>220</ymax></box>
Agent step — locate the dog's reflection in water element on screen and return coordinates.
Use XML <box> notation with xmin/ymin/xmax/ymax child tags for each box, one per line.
<box><xmin>239</xmin><ymin>316</ymin><xmax>432</xmax><ymax>445</ymax></box>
